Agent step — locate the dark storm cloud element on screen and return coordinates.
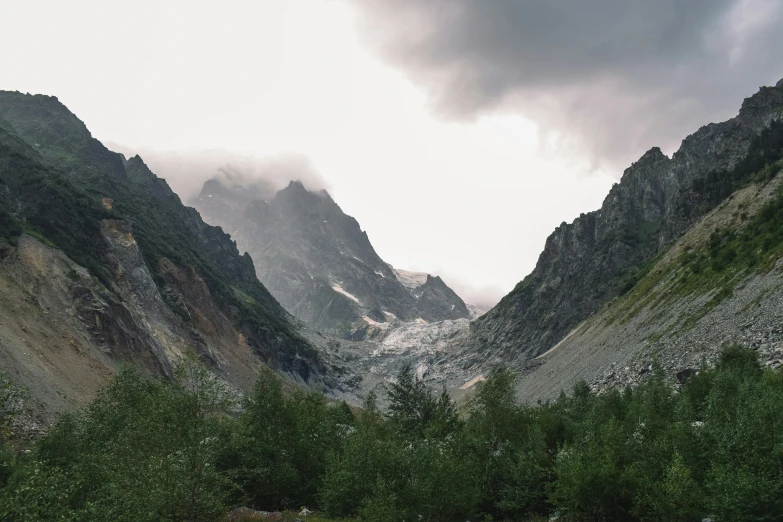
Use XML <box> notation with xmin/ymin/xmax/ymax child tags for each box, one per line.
<box><xmin>348</xmin><ymin>0</ymin><xmax>783</xmax><ymax>169</ymax></box>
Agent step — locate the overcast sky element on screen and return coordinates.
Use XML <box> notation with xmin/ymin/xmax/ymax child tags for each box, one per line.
<box><xmin>3</xmin><ymin>1</ymin><xmax>781</xmax><ymax>307</ymax></box>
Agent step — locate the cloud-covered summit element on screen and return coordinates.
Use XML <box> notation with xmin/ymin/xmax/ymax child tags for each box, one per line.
<box><xmin>348</xmin><ymin>0</ymin><xmax>783</xmax><ymax>170</ymax></box>
<box><xmin>104</xmin><ymin>144</ymin><xmax>329</xmax><ymax>204</ymax></box>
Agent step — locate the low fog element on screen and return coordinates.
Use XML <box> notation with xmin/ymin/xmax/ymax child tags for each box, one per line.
<box><xmin>435</xmin><ymin>274</ymin><xmax>505</xmax><ymax>310</ymax></box>
<box><xmin>106</xmin><ymin>143</ymin><xmax>330</xmax><ymax>204</ymax></box>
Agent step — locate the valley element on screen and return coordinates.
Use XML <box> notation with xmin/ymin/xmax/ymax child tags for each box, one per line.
<box><xmin>1</xmin><ymin>79</ymin><xmax>783</xmax><ymax>412</ymax></box>
<box><xmin>189</xmin><ymin>171</ymin><xmax>485</xmax><ymax>401</ymax></box>
<box><xmin>5</xmin><ymin>0</ymin><xmax>783</xmax><ymax>518</ymax></box>
<box><xmin>0</xmin><ymin>75</ymin><xmax>783</xmax><ymax>522</ymax></box>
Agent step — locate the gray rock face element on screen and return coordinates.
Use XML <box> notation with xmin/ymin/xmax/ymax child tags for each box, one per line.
<box><xmin>193</xmin><ymin>179</ymin><xmax>471</xmax><ymax>336</ymax></box>
<box><xmin>512</xmin><ymin>178</ymin><xmax>783</xmax><ymax>403</ymax></box>
<box><xmin>468</xmin><ymin>82</ymin><xmax>783</xmax><ymax>364</ymax></box>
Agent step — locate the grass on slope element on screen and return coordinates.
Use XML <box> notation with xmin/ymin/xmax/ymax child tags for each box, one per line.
<box><xmin>598</xmin><ymin>116</ymin><xmax>783</xmax><ymax>327</ymax></box>
<box><xmin>605</xmin><ymin>171</ymin><xmax>783</xmax><ymax>331</ymax></box>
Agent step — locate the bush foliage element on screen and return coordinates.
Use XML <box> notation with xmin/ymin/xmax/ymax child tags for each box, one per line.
<box><xmin>0</xmin><ymin>346</ymin><xmax>782</xmax><ymax>521</ymax></box>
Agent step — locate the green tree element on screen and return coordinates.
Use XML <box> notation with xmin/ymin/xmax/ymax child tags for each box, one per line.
<box><xmin>9</xmin><ymin>360</ymin><xmax>234</xmax><ymax>522</ymax></box>
<box><xmin>633</xmin><ymin>452</ymin><xmax>703</xmax><ymax>521</ymax></box>
<box><xmin>386</xmin><ymin>364</ymin><xmax>438</xmax><ymax>439</ymax></box>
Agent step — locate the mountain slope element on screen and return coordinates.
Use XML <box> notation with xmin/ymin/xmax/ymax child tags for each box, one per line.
<box><xmin>468</xmin><ymin>81</ymin><xmax>783</xmax><ymax>366</ymax></box>
<box><xmin>514</xmin><ymin>165</ymin><xmax>783</xmax><ymax>402</ymax></box>
<box><xmin>0</xmin><ymin>91</ymin><xmax>345</xmax><ymax>415</ymax></box>
<box><xmin>193</xmin><ymin>178</ymin><xmax>471</xmax><ymax>337</ymax></box>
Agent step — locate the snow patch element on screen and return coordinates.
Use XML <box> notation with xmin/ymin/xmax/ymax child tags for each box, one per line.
<box><xmin>362</xmin><ymin>316</ymin><xmax>389</xmax><ymax>329</ymax></box>
<box><xmin>331</xmin><ymin>284</ymin><xmax>360</xmax><ymax>304</ymax></box>
<box><xmin>375</xmin><ymin>270</ymin><xmax>386</xmax><ymax>278</ymax></box>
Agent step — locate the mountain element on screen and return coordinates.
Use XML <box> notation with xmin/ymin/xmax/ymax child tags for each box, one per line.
<box><xmin>192</xmin><ymin>177</ymin><xmax>471</xmax><ymax>337</ymax></box>
<box><xmin>514</xmin><ymin>165</ymin><xmax>783</xmax><ymax>401</ymax></box>
<box><xmin>456</xmin><ymin>78</ymin><xmax>783</xmax><ymax>398</ymax></box>
<box><xmin>5</xmin><ymin>78</ymin><xmax>782</xmax><ymax>416</ymax></box>
<box><xmin>0</xmin><ymin>92</ymin><xmax>348</xmax><ymax>417</ymax></box>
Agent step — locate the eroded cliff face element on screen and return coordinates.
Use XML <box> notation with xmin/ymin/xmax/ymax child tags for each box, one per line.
<box><xmin>0</xmin><ymin>233</ymin><xmax>187</xmax><ymax>418</ymax></box>
<box><xmin>468</xmin><ymin>82</ymin><xmax>783</xmax><ymax>365</ymax></box>
<box><xmin>0</xmin><ymin>227</ymin><xmax>351</xmax><ymax>421</ymax></box>
<box><xmin>0</xmin><ymin>91</ymin><xmax>354</xmax><ymax>417</ymax></box>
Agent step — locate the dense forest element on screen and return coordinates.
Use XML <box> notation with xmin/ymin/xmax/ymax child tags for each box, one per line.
<box><xmin>1</xmin><ymin>345</ymin><xmax>782</xmax><ymax>521</ymax></box>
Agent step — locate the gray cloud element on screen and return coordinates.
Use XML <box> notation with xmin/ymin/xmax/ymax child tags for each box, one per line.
<box><xmin>347</xmin><ymin>0</ymin><xmax>783</xmax><ymax>170</ymax></box>
<box><xmin>105</xmin><ymin>143</ymin><xmax>329</xmax><ymax>203</ymax></box>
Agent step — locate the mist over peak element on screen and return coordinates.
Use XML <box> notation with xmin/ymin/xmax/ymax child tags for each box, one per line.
<box><xmin>104</xmin><ymin>143</ymin><xmax>330</xmax><ymax>204</ymax></box>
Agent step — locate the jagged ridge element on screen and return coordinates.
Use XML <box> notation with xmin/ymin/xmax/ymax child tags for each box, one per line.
<box><xmin>468</xmin><ymin>81</ymin><xmax>783</xmax><ymax>365</ymax></box>
<box><xmin>193</xmin><ymin>178</ymin><xmax>471</xmax><ymax>337</ymax></box>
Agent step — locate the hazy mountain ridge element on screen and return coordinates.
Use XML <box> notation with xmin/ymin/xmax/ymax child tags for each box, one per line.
<box><xmin>192</xmin><ymin>177</ymin><xmax>471</xmax><ymax>337</ymax></box>
<box><xmin>467</xmin><ymin>80</ymin><xmax>783</xmax><ymax>369</ymax></box>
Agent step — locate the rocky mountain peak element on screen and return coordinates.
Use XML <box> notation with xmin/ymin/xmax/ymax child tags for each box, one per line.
<box><xmin>738</xmin><ymin>82</ymin><xmax>783</xmax><ymax>118</ymax></box>
<box><xmin>272</xmin><ymin>181</ymin><xmax>346</xmax><ymax>227</ymax></box>
<box><xmin>278</xmin><ymin>179</ymin><xmax>329</xmax><ymax>204</ymax></box>
<box><xmin>192</xmin><ymin>175</ymin><xmax>472</xmax><ymax>335</ymax></box>
<box><xmin>199</xmin><ymin>177</ymin><xmax>236</xmax><ymax>199</ymax></box>
<box><xmin>637</xmin><ymin>146</ymin><xmax>668</xmax><ymax>163</ymax></box>
<box><xmin>283</xmin><ymin>179</ymin><xmax>308</xmax><ymax>193</ymax></box>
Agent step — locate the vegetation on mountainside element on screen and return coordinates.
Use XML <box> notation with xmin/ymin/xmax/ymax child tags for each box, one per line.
<box><xmin>692</xmin><ymin>119</ymin><xmax>783</xmax><ymax>209</ymax></box>
<box><xmin>615</xmin><ymin>119</ymin><xmax>783</xmax><ymax>304</ymax></box>
<box><xmin>0</xmin><ymin>127</ymin><xmax>115</xmax><ymax>285</ymax></box>
<box><xmin>0</xmin><ymin>93</ymin><xmax>304</xmax><ymax>347</ymax></box>
<box><xmin>600</xmin><ymin>120</ymin><xmax>783</xmax><ymax>329</ymax></box>
<box><xmin>677</xmin><ymin>119</ymin><xmax>783</xmax><ymax>283</ymax></box>
<box><xmin>697</xmin><ymin>183</ymin><xmax>783</xmax><ymax>273</ymax></box>
<box><xmin>1</xmin><ymin>346</ymin><xmax>782</xmax><ymax>521</ymax></box>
